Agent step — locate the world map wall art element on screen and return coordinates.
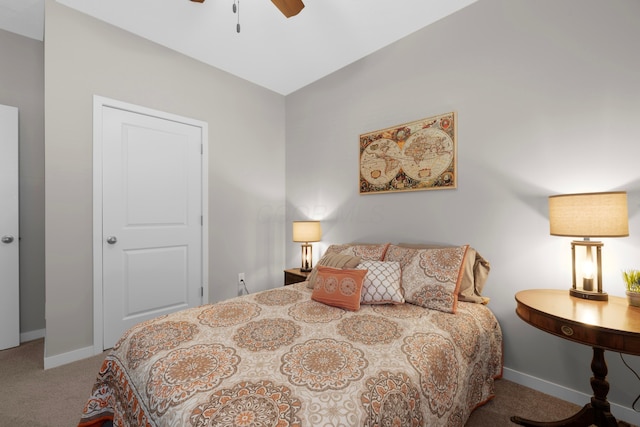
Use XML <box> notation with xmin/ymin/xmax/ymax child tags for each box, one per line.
<box><xmin>359</xmin><ymin>112</ymin><xmax>457</xmax><ymax>195</ymax></box>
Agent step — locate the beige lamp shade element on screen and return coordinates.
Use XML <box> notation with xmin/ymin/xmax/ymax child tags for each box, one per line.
<box><xmin>549</xmin><ymin>192</ymin><xmax>629</xmax><ymax>238</ymax></box>
<box><xmin>292</xmin><ymin>221</ymin><xmax>322</xmax><ymax>242</ymax></box>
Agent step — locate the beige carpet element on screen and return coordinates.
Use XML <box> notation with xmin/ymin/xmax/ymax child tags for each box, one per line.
<box><xmin>0</xmin><ymin>338</ymin><xmax>636</xmax><ymax>426</ymax></box>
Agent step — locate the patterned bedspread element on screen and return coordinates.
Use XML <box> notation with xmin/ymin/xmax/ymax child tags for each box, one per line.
<box><xmin>79</xmin><ymin>282</ymin><xmax>502</xmax><ymax>427</ymax></box>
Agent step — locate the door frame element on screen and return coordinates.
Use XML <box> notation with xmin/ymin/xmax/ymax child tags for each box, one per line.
<box><xmin>92</xmin><ymin>95</ymin><xmax>209</xmax><ymax>354</ymax></box>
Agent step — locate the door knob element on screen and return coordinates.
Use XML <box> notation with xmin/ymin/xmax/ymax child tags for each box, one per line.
<box><xmin>1</xmin><ymin>235</ymin><xmax>14</xmax><ymax>244</ymax></box>
<box><xmin>106</xmin><ymin>236</ymin><xmax>118</xmax><ymax>244</ymax></box>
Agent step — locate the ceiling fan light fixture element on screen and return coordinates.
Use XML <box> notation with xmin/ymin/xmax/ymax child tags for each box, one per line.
<box><xmin>271</xmin><ymin>0</ymin><xmax>305</xmax><ymax>18</ymax></box>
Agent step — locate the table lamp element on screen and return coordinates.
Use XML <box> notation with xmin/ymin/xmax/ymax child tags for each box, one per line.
<box><xmin>549</xmin><ymin>191</ymin><xmax>628</xmax><ymax>301</ymax></box>
<box><xmin>292</xmin><ymin>221</ymin><xmax>322</xmax><ymax>272</ymax></box>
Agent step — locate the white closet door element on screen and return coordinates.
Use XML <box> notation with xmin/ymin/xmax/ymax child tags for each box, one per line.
<box><xmin>0</xmin><ymin>104</ymin><xmax>20</xmax><ymax>350</ymax></box>
<box><xmin>100</xmin><ymin>105</ymin><xmax>204</xmax><ymax>349</ymax></box>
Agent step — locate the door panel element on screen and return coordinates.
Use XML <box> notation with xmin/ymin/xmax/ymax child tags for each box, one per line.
<box><xmin>102</xmin><ymin>106</ymin><xmax>203</xmax><ymax>349</ymax></box>
<box><xmin>124</xmin><ymin>126</ymin><xmax>190</xmax><ymax>225</ymax></box>
<box><xmin>0</xmin><ymin>104</ymin><xmax>19</xmax><ymax>350</ymax></box>
<box><xmin>123</xmin><ymin>246</ymin><xmax>188</xmax><ymax>318</ymax></box>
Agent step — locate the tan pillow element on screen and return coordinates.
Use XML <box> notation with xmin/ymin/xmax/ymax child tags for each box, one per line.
<box><xmin>460</xmin><ymin>247</ymin><xmax>491</xmax><ymax>304</ymax></box>
<box><xmin>323</xmin><ymin>243</ymin><xmax>390</xmax><ymax>261</ymax></box>
<box><xmin>306</xmin><ymin>252</ymin><xmax>361</xmax><ymax>289</ymax></box>
<box><xmin>394</xmin><ymin>243</ymin><xmax>490</xmax><ymax>304</ymax></box>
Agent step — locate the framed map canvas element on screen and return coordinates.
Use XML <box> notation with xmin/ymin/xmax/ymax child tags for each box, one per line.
<box><xmin>359</xmin><ymin>112</ymin><xmax>457</xmax><ymax>194</ymax></box>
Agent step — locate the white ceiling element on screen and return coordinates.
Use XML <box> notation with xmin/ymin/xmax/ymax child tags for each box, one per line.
<box><xmin>1</xmin><ymin>0</ymin><xmax>477</xmax><ymax>95</ymax></box>
<box><xmin>0</xmin><ymin>0</ymin><xmax>44</xmax><ymax>40</ymax></box>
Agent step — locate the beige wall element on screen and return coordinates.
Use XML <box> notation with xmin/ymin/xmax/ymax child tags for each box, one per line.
<box><xmin>44</xmin><ymin>0</ymin><xmax>286</xmax><ymax>357</ymax></box>
<box><xmin>19</xmin><ymin>0</ymin><xmax>640</xmax><ymax>422</ymax></box>
<box><xmin>0</xmin><ymin>29</ymin><xmax>45</xmax><ymax>338</ymax></box>
<box><xmin>285</xmin><ymin>0</ymin><xmax>640</xmax><ymax>420</ymax></box>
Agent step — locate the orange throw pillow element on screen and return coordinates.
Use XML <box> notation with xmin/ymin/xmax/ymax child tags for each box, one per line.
<box><xmin>311</xmin><ymin>266</ymin><xmax>367</xmax><ymax>311</ymax></box>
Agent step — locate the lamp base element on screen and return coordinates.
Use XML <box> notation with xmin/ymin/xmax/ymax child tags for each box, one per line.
<box><xmin>300</xmin><ymin>243</ymin><xmax>313</xmax><ymax>272</ymax></box>
<box><xmin>570</xmin><ymin>288</ymin><xmax>608</xmax><ymax>301</ymax></box>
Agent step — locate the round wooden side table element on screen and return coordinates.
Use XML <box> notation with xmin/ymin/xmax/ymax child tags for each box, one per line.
<box><xmin>512</xmin><ymin>289</ymin><xmax>640</xmax><ymax>427</ymax></box>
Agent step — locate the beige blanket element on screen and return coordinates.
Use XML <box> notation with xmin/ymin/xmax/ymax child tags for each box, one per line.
<box><xmin>79</xmin><ymin>282</ymin><xmax>502</xmax><ymax>427</ymax></box>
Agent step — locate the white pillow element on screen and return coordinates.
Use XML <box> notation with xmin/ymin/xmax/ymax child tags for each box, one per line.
<box><xmin>357</xmin><ymin>260</ymin><xmax>404</xmax><ymax>304</ymax></box>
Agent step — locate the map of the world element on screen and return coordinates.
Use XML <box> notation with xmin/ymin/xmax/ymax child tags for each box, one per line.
<box><xmin>359</xmin><ymin>112</ymin><xmax>456</xmax><ymax>194</ymax></box>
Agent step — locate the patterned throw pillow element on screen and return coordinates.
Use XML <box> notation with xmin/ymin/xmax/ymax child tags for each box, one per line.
<box><xmin>384</xmin><ymin>245</ymin><xmax>470</xmax><ymax>313</ymax></box>
<box><xmin>357</xmin><ymin>260</ymin><xmax>404</xmax><ymax>304</ymax></box>
<box><xmin>394</xmin><ymin>243</ymin><xmax>491</xmax><ymax>304</ymax></box>
<box><xmin>311</xmin><ymin>266</ymin><xmax>367</xmax><ymax>311</ymax></box>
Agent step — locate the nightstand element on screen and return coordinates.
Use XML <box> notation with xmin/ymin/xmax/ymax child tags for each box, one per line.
<box><xmin>512</xmin><ymin>289</ymin><xmax>640</xmax><ymax>427</ymax></box>
<box><xmin>284</xmin><ymin>268</ymin><xmax>310</xmax><ymax>286</ymax></box>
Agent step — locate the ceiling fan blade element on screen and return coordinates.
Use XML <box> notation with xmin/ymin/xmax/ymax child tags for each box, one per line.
<box><xmin>271</xmin><ymin>0</ymin><xmax>304</xmax><ymax>18</ymax></box>
<box><xmin>189</xmin><ymin>0</ymin><xmax>304</xmax><ymax>19</ymax></box>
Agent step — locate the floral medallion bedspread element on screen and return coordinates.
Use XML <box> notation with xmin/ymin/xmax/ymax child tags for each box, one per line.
<box><xmin>79</xmin><ymin>282</ymin><xmax>502</xmax><ymax>427</ymax></box>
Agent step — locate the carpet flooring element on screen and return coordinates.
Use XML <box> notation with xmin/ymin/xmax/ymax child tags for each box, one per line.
<box><xmin>0</xmin><ymin>338</ymin><xmax>636</xmax><ymax>426</ymax></box>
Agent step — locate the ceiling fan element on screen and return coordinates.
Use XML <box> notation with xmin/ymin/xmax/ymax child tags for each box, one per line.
<box><xmin>190</xmin><ymin>0</ymin><xmax>305</xmax><ymax>18</ymax></box>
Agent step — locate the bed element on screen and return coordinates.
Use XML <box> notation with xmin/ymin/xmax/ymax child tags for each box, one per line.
<box><xmin>79</xmin><ymin>243</ymin><xmax>503</xmax><ymax>427</ymax></box>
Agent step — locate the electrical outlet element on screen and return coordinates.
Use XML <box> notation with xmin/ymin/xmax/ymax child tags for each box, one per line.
<box><xmin>238</xmin><ymin>273</ymin><xmax>245</xmax><ymax>296</ymax></box>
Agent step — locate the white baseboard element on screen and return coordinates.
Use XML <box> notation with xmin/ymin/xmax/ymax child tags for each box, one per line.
<box><xmin>503</xmin><ymin>367</ymin><xmax>640</xmax><ymax>426</ymax></box>
<box><xmin>44</xmin><ymin>345</ymin><xmax>96</xmax><ymax>370</ymax></box>
<box><xmin>20</xmin><ymin>328</ymin><xmax>45</xmax><ymax>343</ymax></box>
